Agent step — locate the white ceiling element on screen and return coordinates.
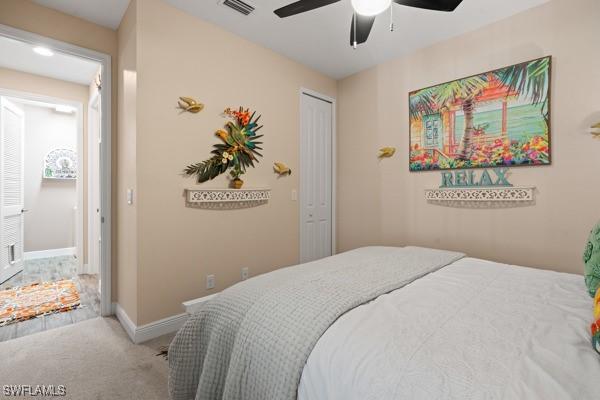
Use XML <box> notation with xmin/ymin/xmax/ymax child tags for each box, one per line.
<box><xmin>166</xmin><ymin>0</ymin><xmax>550</xmax><ymax>79</ymax></box>
<box><xmin>30</xmin><ymin>0</ymin><xmax>550</xmax><ymax>79</ymax></box>
<box><xmin>32</xmin><ymin>0</ymin><xmax>130</xmax><ymax>30</ymax></box>
<box><xmin>0</xmin><ymin>35</ymin><xmax>100</xmax><ymax>85</ymax></box>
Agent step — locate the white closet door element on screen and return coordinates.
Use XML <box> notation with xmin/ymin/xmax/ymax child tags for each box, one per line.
<box><xmin>0</xmin><ymin>98</ymin><xmax>25</xmax><ymax>283</ymax></box>
<box><xmin>300</xmin><ymin>93</ymin><xmax>333</xmax><ymax>263</ymax></box>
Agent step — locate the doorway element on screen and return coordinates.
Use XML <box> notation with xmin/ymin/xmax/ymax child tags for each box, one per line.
<box><xmin>0</xmin><ymin>24</ymin><xmax>112</xmax><ymax>340</ymax></box>
<box><xmin>299</xmin><ymin>89</ymin><xmax>336</xmax><ymax>263</ymax></box>
<box><xmin>0</xmin><ymin>94</ymin><xmax>84</xmax><ymax>278</ymax></box>
<box><xmin>0</xmin><ymin>91</ymin><xmax>98</xmax><ymax>340</ymax></box>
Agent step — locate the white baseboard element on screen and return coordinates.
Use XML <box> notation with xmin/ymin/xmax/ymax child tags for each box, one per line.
<box><xmin>182</xmin><ymin>293</ymin><xmax>219</xmax><ymax>314</ymax></box>
<box><xmin>136</xmin><ymin>313</ymin><xmax>189</xmax><ymax>344</ymax></box>
<box><xmin>24</xmin><ymin>247</ymin><xmax>76</xmax><ymax>260</ymax></box>
<box><xmin>113</xmin><ymin>302</ymin><xmax>189</xmax><ymax>344</ymax></box>
<box><xmin>80</xmin><ymin>263</ymin><xmax>99</xmax><ymax>275</ymax></box>
<box><xmin>113</xmin><ymin>292</ymin><xmax>219</xmax><ymax>344</ymax></box>
<box><xmin>114</xmin><ymin>303</ymin><xmax>136</xmax><ymax>341</ymax></box>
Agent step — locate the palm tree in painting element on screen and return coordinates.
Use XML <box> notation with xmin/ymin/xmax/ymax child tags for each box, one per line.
<box><xmin>496</xmin><ymin>57</ymin><xmax>550</xmax><ymax>126</ymax></box>
<box><xmin>433</xmin><ymin>76</ymin><xmax>488</xmax><ymax>160</ymax></box>
<box><xmin>409</xmin><ymin>58</ymin><xmax>550</xmax><ymax>162</ymax></box>
<box><xmin>410</xmin><ymin>76</ymin><xmax>487</xmax><ymax>160</ymax></box>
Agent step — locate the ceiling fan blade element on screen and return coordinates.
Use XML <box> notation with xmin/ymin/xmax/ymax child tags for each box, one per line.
<box><xmin>393</xmin><ymin>0</ymin><xmax>463</xmax><ymax>12</ymax></box>
<box><xmin>350</xmin><ymin>13</ymin><xmax>376</xmax><ymax>46</ymax></box>
<box><xmin>274</xmin><ymin>0</ymin><xmax>341</xmax><ymax>18</ymax></box>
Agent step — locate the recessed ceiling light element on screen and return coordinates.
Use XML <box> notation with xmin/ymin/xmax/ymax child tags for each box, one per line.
<box><xmin>33</xmin><ymin>46</ymin><xmax>54</xmax><ymax>57</ymax></box>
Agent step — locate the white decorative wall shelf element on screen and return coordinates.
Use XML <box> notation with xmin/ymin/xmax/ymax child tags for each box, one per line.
<box><xmin>186</xmin><ymin>188</ymin><xmax>271</xmax><ymax>209</ymax></box>
<box><xmin>425</xmin><ymin>187</ymin><xmax>535</xmax><ymax>206</ymax></box>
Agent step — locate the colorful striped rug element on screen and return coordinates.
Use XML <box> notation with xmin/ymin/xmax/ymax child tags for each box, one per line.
<box><xmin>0</xmin><ymin>279</ymin><xmax>81</xmax><ymax>326</ymax></box>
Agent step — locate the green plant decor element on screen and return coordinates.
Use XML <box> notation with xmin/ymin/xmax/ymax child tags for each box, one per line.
<box><xmin>584</xmin><ymin>221</ymin><xmax>600</xmax><ymax>297</ymax></box>
<box><xmin>184</xmin><ymin>107</ymin><xmax>263</xmax><ymax>184</ymax></box>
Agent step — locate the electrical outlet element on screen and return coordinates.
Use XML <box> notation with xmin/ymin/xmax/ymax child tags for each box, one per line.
<box><xmin>241</xmin><ymin>267</ymin><xmax>249</xmax><ymax>281</ymax></box>
<box><xmin>206</xmin><ymin>274</ymin><xmax>215</xmax><ymax>290</ymax></box>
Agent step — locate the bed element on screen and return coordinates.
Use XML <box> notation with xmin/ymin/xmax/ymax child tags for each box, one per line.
<box><xmin>169</xmin><ymin>247</ymin><xmax>600</xmax><ymax>400</ymax></box>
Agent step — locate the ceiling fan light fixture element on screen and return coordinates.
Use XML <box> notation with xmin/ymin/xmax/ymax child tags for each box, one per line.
<box><xmin>351</xmin><ymin>0</ymin><xmax>391</xmax><ymax>16</ymax></box>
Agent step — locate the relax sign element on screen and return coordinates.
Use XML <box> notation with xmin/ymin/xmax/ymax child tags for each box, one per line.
<box><xmin>440</xmin><ymin>168</ymin><xmax>512</xmax><ymax>188</ymax></box>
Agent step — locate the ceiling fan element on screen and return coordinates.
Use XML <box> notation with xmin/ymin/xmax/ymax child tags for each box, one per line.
<box><xmin>274</xmin><ymin>0</ymin><xmax>464</xmax><ymax>48</ymax></box>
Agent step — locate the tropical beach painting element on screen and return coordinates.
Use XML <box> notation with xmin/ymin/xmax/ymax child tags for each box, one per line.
<box><xmin>409</xmin><ymin>56</ymin><xmax>551</xmax><ymax>171</ymax></box>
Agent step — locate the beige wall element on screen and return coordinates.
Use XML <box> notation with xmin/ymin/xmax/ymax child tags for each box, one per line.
<box><xmin>0</xmin><ymin>68</ymin><xmax>89</xmax><ymax>104</ymax></box>
<box><xmin>126</xmin><ymin>0</ymin><xmax>337</xmax><ymax>325</ymax></box>
<box><xmin>337</xmin><ymin>67</ymin><xmax>384</xmax><ymax>250</ymax></box>
<box><xmin>0</xmin><ymin>0</ymin><xmax>118</xmax><ymax>294</ymax></box>
<box><xmin>6</xmin><ymin>0</ymin><xmax>595</xmax><ymax>326</ymax></box>
<box><xmin>117</xmin><ymin>0</ymin><xmax>139</xmax><ymax>323</ymax></box>
<box><xmin>338</xmin><ymin>0</ymin><xmax>600</xmax><ymax>275</ymax></box>
<box><xmin>0</xmin><ymin>68</ymin><xmax>89</xmax><ymax>261</ymax></box>
<box><xmin>23</xmin><ymin>104</ymin><xmax>78</xmax><ymax>252</ymax></box>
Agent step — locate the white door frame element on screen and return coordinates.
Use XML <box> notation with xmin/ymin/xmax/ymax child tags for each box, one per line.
<box><xmin>87</xmin><ymin>90</ymin><xmax>101</xmax><ymax>276</ymax></box>
<box><xmin>0</xmin><ymin>90</ymin><xmax>84</xmax><ymax>272</ymax></box>
<box><xmin>0</xmin><ymin>24</ymin><xmax>113</xmax><ymax>317</ymax></box>
<box><xmin>299</xmin><ymin>88</ymin><xmax>337</xmax><ymax>260</ymax></box>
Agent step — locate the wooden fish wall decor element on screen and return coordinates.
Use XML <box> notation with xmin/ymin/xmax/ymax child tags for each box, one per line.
<box><xmin>378</xmin><ymin>147</ymin><xmax>396</xmax><ymax>159</ymax></box>
<box><xmin>591</xmin><ymin>122</ymin><xmax>600</xmax><ymax>139</ymax></box>
<box><xmin>178</xmin><ymin>97</ymin><xmax>204</xmax><ymax>114</ymax></box>
<box><xmin>273</xmin><ymin>162</ymin><xmax>292</xmax><ymax>176</ymax></box>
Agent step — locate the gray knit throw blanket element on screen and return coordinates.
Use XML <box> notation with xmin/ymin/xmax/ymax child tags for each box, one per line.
<box><xmin>169</xmin><ymin>246</ymin><xmax>464</xmax><ymax>400</ymax></box>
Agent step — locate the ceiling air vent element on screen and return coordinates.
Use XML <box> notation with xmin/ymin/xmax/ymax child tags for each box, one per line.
<box><xmin>220</xmin><ymin>0</ymin><xmax>255</xmax><ymax>16</ymax></box>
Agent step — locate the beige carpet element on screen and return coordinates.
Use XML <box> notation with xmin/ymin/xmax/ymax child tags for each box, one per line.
<box><xmin>0</xmin><ymin>317</ymin><xmax>173</xmax><ymax>399</ymax></box>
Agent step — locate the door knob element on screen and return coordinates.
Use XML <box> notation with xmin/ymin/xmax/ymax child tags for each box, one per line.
<box><xmin>21</xmin><ymin>209</ymin><xmax>29</xmax><ymax>213</ymax></box>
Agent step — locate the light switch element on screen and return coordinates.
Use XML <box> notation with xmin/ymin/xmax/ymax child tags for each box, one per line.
<box><xmin>291</xmin><ymin>189</ymin><xmax>297</xmax><ymax>201</ymax></box>
<box><xmin>127</xmin><ymin>189</ymin><xmax>134</xmax><ymax>205</ymax></box>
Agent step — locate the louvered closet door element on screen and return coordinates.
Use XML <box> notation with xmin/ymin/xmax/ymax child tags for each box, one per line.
<box><xmin>0</xmin><ymin>98</ymin><xmax>25</xmax><ymax>284</ymax></box>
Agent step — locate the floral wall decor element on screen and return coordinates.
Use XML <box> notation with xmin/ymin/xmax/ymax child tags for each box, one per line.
<box><xmin>184</xmin><ymin>107</ymin><xmax>263</xmax><ymax>189</ymax></box>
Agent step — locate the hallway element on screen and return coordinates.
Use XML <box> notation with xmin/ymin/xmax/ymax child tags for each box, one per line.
<box><xmin>0</xmin><ymin>255</ymin><xmax>99</xmax><ymax>341</ymax></box>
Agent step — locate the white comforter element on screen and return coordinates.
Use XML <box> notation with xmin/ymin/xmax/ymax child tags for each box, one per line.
<box><xmin>298</xmin><ymin>257</ymin><xmax>600</xmax><ymax>400</ymax></box>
